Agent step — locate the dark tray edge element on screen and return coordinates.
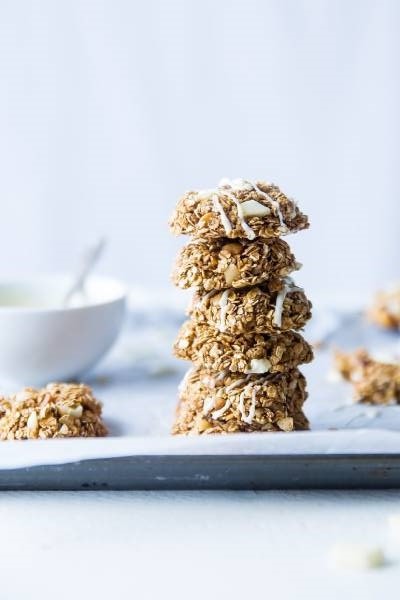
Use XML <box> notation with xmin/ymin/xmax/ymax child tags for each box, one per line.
<box><xmin>2</xmin><ymin>453</ymin><xmax>400</xmax><ymax>490</ymax></box>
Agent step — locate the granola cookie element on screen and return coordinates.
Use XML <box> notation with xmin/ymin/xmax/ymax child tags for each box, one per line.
<box><xmin>172</xmin><ymin>367</ymin><xmax>309</xmax><ymax>434</ymax></box>
<box><xmin>174</xmin><ymin>321</ymin><xmax>313</xmax><ymax>374</ymax></box>
<box><xmin>169</xmin><ymin>178</ymin><xmax>309</xmax><ymax>240</ymax></box>
<box><xmin>189</xmin><ymin>278</ymin><xmax>312</xmax><ymax>335</ymax></box>
<box><xmin>368</xmin><ymin>287</ymin><xmax>400</xmax><ymax>330</ymax></box>
<box><xmin>172</xmin><ymin>237</ymin><xmax>300</xmax><ymax>292</ymax></box>
<box><xmin>0</xmin><ymin>383</ymin><xmax>108</xmax><ymax>440</ymax></box>
<box><xmin>334</xmin><ymin>350</ymin><xmax>400</xmax><ymax>405</ymax></box>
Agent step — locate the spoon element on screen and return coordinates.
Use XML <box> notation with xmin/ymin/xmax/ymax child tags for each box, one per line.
<box><xmin>63</xmin><ymin>237</ymin><xmax>107</xmax><ymax>307</ymax></box>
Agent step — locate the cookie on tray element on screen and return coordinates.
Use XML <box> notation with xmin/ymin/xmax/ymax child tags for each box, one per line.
<box><xmin>189</xmin><ymin>278</ymin><xmax>312</xmax><ymax>336</ymax></box>
<box><xmin>172</xmin><ymin>237</ymin><xmax>300</xmax><ymax>292</ymax></box>
<box><xmin>172</xmin><ymin>367</ymin><xmax>309</xmax><ymax>435</ymax></box>
<box><xmin>0</xmin><ymin>383</ymin><xmax>108</xmax><ymax>440</ymax></box>
<box><xmin>174</xmin><ymin>321</ymin><xmax>313</xmax><ymax>374</ymax></box>
<box><xmin>368</xmin><ymin>287</ymin><xmax>400</xmax><ymax>330</ymax></box>
<box><xmin>334</xmin><ymin>350</ymin><xmax>400</xmax><ymax>405</ymax></box>
<box><xmin>169</xmin><ymin>178</ymin><xmax>309</xmax><ymax>240</ymax></box>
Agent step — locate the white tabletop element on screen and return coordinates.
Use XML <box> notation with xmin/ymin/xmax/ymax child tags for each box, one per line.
<box><xmin>2</xmin><ymin>489</ymin><xmax>400</xmax><ymax>600</ymax></box>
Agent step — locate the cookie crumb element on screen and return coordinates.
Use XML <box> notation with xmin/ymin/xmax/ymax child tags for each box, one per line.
<box><xmin>368</xmin><ymin>286</ymin><xmax>400</xmax><ymax>330</ymax></box>
<box><xmin>334</xmin><ymin>350</ymin><xmax>400</xmax><ymax>405</ymax></box>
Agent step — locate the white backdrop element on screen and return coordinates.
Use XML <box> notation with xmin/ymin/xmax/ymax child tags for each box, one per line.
<box><xmin>0</xmin><ymin>0</ymin><xmax>399</xmax><ymax>302</ymax></box>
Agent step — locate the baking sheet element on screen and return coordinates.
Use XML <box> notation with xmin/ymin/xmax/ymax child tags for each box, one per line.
<box><xmin>1</xmin><ymin>297</ymin><xmax>400</xmax><ymax>476</ymax></box>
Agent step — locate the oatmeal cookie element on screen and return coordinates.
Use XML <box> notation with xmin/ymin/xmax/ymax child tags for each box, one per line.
<box><xmin>0</xmin><ymin>383</ymin><xmax>108</xmax><ymax>440</ymax></box>
<box><xmin>174</xmin><ymin>321</ymin><xmax>313</xmax><ymax>374</ymax></box>
<box><xmin>334</xmin><ymin>349</ymin><xmax>400</xmax><ymax>405</ymax></box>
<box><xmin>368</xmin><ymin>287</ymin><xmax>400</xmax><ymax>330</ymax></box>
<box><xmin>189</xmin><ymin>278</ymin><xmax>312</xmax><ymax>335</ymax></box>
<box><xmin>169</xmin><ymin>178</ymin><xmax>309</xmax><ymax>240</ymax></box>
<box><xmin>172</xmin><ymin>367</ymin><xmax>309</xmax><ymax>434</ymax></box>
<box><xmin>172</xmin><ymin>237</ymin><xmax>300</xmax><ymax>292</ymax></box>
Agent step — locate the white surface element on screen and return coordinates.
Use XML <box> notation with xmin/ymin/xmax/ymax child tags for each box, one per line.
<box><xmin>0</xmin><ymin>275</ymin><xmax>126</xmax><ymax>385</ymax></box>
<box><xmin>0</xmin><ymin>0</ymin><xmax>400</xmax><ymax>299</ymax></box>
<box><xmin>1</xmin><ymin>489</ymin><xmax>400</xmax><ymax>600</ymax></box>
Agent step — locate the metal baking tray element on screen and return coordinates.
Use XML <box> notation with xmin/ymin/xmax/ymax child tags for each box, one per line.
<box><xmin>1</xmin><ymin>308</ymin><xmax>400</xmax><ymax>490</ymax></box>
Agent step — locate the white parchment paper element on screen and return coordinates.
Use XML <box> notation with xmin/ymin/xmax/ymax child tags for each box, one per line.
<box><xmin>1</xmin><ymin>300</ymin><xmax>400</xmax><ymax>470</ymax></box>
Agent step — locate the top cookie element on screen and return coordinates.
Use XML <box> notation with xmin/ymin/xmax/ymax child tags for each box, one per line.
<box><xmin>169</xmin><ymin>178</ymin><xmax>309</xmax><ymax>240</ymax></box>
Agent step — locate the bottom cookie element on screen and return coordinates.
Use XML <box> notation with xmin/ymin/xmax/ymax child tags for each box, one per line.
<box><xmin>172</xmin><ymin>368</ymin><xmax>309</xmax><ymax>435</ymax></box>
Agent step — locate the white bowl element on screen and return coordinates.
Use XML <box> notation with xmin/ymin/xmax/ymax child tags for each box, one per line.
<box><xmin>0</xmin><ymin>275</ymin><xmax>126</xmax><ymax>386</ymax></box>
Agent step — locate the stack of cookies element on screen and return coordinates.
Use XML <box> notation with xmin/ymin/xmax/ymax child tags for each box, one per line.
<box><xmin>169</xmin><ymin>178</ymin><xmax>313</xmax><ymax>435</ymax></box>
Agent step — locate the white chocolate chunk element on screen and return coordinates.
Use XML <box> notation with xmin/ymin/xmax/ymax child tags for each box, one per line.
<box><xmin>241</xmin><ymin>199</ymin><xmax>271</xmax><ymax>217</ymax></box>
<box><xmin>330</xmin><ymin>544</ymin><xmax>385</xmax><ymax>569</ymax></box>
<box><xmin>245</xmin><ymin>358</ymin><xmax>271</xmax><ymax>374</ymax></box>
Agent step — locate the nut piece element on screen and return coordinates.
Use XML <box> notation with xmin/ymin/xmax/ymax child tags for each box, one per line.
<box><xmin>220</xmin><ymin>242</ymin><xmax>242</xmax><ymax>256</ymax></box>
<box><xmin>224</xmin><ymin>263</ymin><xmax>240</xmax><ymax>285</ymax></box>
<box><xmin>26</xmin><ymin>410</ymin><xmax>39</xmax><ymax>438</ymax></box>
<box><xmin>58</xmin><ymin>404</ymin><xmax>84</xmax><ymax>418</ymax></box>
<box><xmin>277</xmin><ymin>417</ymin><xmax>294</xmax><ymax>431</ymax></box>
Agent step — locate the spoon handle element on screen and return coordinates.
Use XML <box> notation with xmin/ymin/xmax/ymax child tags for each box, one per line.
<box><xmin>63</xmin><ymin>237</ymin><xmax>106</xmax><ymax>307</ymax></box>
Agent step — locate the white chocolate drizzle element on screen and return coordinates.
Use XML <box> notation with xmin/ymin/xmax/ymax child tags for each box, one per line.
<box><xmin>202</xmin><ymin>396</ymin><xmax>216</xmax><ymax>415</ymax></box>
<box><xmin>215</xmin><ymin>370</ymin><xmax>228</xmax><ymax>382</ymax></box>
<box><xmin>211</xmin><ymin>397</ymin><xmax>232</xmax><ymax>420</ymax></box>
<box><xmin>212</xmin><ymin>194</ymin><xmax>232</xmax><ymax>236</ymax></box>
<box><xmin>273</xmin><ymin>277</ymin><xmax>303</xmax><ymax>328</ymax></box>
<box><xmin>219</xmin><ymin>189</ymin><xmax>256</xmax><ymax>240</ymax></box>
<box><xmin>226</xmin><ymin>377</ymin><xmax>248</xmax><ymax>392</ymax></box>
<box><xmin>195</xmin><ymin>289</ymin><xmax>217</xmax><ymax>309</ymax></box>
<box><xmin>218</xmin><ymin>289</ymin><xmax>230</xmax><ymax>332</ymax></box>
<box><xmin>238</xmin><ymin>385</ymin><xmax>258</xmax><ymax>424</ymax></box>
